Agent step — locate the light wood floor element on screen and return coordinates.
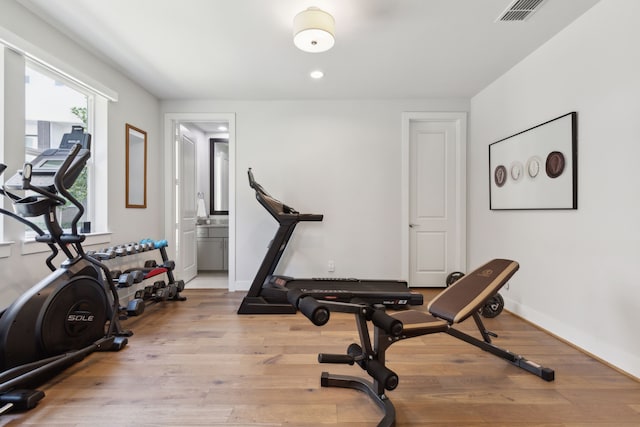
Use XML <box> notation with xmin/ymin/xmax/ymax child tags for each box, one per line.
<box><xmin>3</xmin><ymin>289</ymin><xmax>639</xmax><ymax>426</ymax></box>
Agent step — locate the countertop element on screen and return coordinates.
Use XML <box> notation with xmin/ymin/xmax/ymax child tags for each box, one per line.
<box><xmin>197</xmin><ymin>219</ymin><xmax>228</xmax><ymax>228</ymax></box>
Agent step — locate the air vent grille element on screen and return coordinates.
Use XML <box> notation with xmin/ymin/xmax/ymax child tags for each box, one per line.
<box><xmin>497</xmin><ymin>0</ymin><xmax>546</xmax><ymax>22</ymax></box>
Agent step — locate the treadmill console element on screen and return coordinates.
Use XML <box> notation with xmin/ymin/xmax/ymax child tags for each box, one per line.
<box><xmin>5</xmin><ymin>126</ymin><xmax>91</xmax><ymax>191</ymax></box>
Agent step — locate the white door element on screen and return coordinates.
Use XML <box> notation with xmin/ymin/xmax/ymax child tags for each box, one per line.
<box><xmin>405</xmin><ymin>113</ymin><xmax>466</xmax><ymax>287</ymax></box>
<box><xmin>177</xmin><ymin>126</ymin><xmax>198</xmax><ymax>282</ymax></box>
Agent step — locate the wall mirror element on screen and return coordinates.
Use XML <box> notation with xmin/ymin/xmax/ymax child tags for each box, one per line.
<box><xmin>210</xmin><ymin>138</ymin><xmax>229</xmax><ymax>214</ymax></box>
<box><xmin>126</xmin><ymin>123</ymin><xmax>147</xmax><ymax>208</ymax></box>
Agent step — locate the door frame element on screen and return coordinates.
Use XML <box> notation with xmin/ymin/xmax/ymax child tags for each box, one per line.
<box><xmin>163</xmin><ymin>112</ymin><xmax>236</xmax><ymax>290</ymax></box>
<box><xmin>400</xmin><ymin>112</ymin><xmax>467</xmax><ymax>284</ymax></box>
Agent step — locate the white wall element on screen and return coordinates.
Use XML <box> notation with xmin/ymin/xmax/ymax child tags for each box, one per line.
<box><xmin>469</xmin><ymin>0</ymin><xmax>640</xmax><ymax>378</ymax></box>
<box><xmin>0</xmin><ymin>2</ymin><xmax>163</xmax><ymax>307</ymax></box>
<box><xmin>162</xmin><ymin>99</ymin><xmax>469</xmax><ymax>289</ymax></box>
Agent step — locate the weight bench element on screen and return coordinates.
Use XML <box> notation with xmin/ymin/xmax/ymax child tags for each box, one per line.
<box><xmin>288</xmin><ymin>258</ymin><xmax>555</xmax><ymax>427</ymax></box>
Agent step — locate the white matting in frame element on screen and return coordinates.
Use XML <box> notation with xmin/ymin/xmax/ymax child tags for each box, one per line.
<box><xmin>489</xmin><ymin>112</ymin><xmax>577</xmax><ymax>210</ymax></box>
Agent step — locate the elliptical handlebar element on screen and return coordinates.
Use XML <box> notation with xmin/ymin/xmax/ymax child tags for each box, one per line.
<box><xmin>54</xmin><ymin>143</ymin><xmax>82</xmax><ymax>192</ymax></box>
<box><xmin>53</xmin><ymin>143</ymin><xmax>85</xmax><ymax>236</ymax></box>
<box><xmin>22</xmin><ymin>163</ymin><xmax>33</xmax><ymax>189</ymax></box>
<box><xmin>1</xmin><ymin>136</ymin><xmax>91</xmax><ymax>264</ymax></box>
<box><xmin>0</xmin><ymin>165</ymin><xmax>60</xmax><ymax>271</ymax></box>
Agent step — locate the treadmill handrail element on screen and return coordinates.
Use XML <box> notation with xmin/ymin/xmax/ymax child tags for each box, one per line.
<box><xmin>298</xmin><ymin>213</ymin><xmax>323</xmax><ymax>221</ymax></box>
<box><xmin>248</xmin><ymin>168</ymin><xmax>323</xmax><ymax>223</ymax></box>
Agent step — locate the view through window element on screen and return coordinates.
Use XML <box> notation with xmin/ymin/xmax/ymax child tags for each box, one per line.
<box><xmin>25</xmin><ymin>63</ymin><xmax>93</xmax><ymax>234</ymax></box>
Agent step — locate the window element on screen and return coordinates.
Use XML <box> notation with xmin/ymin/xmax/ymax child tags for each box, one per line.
<box><xmin>24</xmin><ymin>63</ymin><xmax>94</xmax><ymax>235</ymax></box>
<box><xmin>1</xmin><ymin>38</ymin><xmax>115</xmax><ymax>255</ymax></box>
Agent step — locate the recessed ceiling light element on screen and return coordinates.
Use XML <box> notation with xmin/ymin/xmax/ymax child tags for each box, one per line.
<box><xmin>310</xmin><ymin>70</ymin><xmax>324</xmax><ymax>79</ymax></box>
<box><xmin>217</xmin><ymin>125</ymin><xmax>228</xmax><ymax>131</ymax></box>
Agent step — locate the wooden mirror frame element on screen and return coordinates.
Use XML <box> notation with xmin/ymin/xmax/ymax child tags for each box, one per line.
<box><xmin>125</xmin><ymin>123</ymin><xmax>147</xmax><ymax>208</ymax></box>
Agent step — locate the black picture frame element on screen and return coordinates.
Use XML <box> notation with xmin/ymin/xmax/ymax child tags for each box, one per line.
<box><xmin>489</xmin><ymin>112</ymin><xmax>577</xmax><ymax>210</ymax></box>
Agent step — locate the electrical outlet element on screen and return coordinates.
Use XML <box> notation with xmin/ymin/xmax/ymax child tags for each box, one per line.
<box><xmin>328</xmin><ymin>260</ymin><xmax>335</xmax><ymax>272</ymax></box>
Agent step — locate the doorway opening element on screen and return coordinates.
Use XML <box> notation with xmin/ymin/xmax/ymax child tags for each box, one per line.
<box><xmin>163</xmin><ymin>113</ymin><xmax>236</xmax><ymax>290</ymax></box>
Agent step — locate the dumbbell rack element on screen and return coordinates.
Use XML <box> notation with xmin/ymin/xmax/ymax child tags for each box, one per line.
<box><xmin>86</xmin><ymin>240</ymin><xmax>186</xmax><ymax>319</ymax></box>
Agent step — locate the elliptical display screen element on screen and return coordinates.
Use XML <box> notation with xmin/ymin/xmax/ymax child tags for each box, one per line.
<box><xmin>37</xmin><ymin>159</ymin><xmax>65</xmax><ymax>169</ymax></box>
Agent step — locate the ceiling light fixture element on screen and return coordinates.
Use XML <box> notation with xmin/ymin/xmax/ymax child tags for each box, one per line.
<box><xmin>310</xmin><ymin>70</ymin><xmax>324</xmax><ymax>79</ymax></box>
<box><xmin>293</xmin><ymin>7</ymin><xmax>335</xmax><ymax>53</ymax></box>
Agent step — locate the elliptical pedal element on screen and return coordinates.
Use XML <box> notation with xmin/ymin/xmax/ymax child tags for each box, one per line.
<box><xmin>0</xmin><ymin>389</ymin><xmax>45</xmax><ymax>415</ymax></box>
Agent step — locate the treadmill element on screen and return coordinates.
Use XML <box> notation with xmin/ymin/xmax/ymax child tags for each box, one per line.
<box><xmin>237</xmin><ymin>168</ymin><xmax>423</xmax><ymax>315</ymax></box>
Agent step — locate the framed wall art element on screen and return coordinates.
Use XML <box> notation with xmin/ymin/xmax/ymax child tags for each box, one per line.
<box><xmin>489</xmin><ymin>112</ymin><xmax>577</xmax><ymax>210</ymax></box>
<box><xmin>125</xmin><ymin>123</ymin><xmax>147</xmax><ymax>208</ymax></box>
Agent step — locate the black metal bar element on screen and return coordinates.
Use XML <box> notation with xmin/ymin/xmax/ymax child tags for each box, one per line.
<box><xmin>158</xmin><ymin>245</ymin><xmax>176</xmax><ymax>284</ymax></box>
<box><xmin>446</xmin><ymin>327</ymin><xmax>555</xmax><ymax>381</ymax></box>
<box><xmin>0</xmin><ymin>206</ymin><xmax>58</xmax><ymax>271</ymax></box>
<box><xmin>237</xmin><ymin>297</ymin><xmax>297</xmax><ymax>314</ymax></box>
<box><xmin>0</xmin><ymin>342</ymin><xmax>98</xmax><ymax>394</ymax></box>
<box><xmin>321</xmin><ymin>372</ymin><xmax>396</xmax><ymax>427</ymax></box>
<box><xmin>471</xmin><ymin>311</ymin><xmax>493</xmax><ymax>343</ymax></box>
<box><xmin>245</xmin><ymin>219</ymin><xmax>298</xmax><ymax>298</ymax></box>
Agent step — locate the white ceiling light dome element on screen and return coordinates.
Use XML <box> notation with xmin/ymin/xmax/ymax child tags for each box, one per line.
<box><xmin>293</xmin><ymin>7</ymin><xmax>335</xmax><ymax>53</ymax></box>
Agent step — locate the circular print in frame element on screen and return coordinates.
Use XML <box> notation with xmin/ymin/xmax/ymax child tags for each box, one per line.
<box><xmin>526</xmin><ymin>156</ymin><xmax>542</xmax><ymax>178</ymax></box>
<box><xmin>494</xmin><ymin>165</ymin><xmax>507</xmax><ymax>187</ymax></box>
<box><xmin>546</xmin><ymin>151</ymin><xmax>566</xmax><ymax>178</ymax></box>
<box><xmin>510</xmin><ymin>161</ymin><xmax>523</xmax><ymax>182</ymax></box>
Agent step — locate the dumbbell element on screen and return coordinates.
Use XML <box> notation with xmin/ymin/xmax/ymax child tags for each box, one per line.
<box><xmin>127</xmin><ymin>270</ymin><xmax>145</xmax><ymax>283</ymax></box>
<box><xmin>163</xmin><ymin>260</ymin><xmax>175</xmax><ymax>270</ymax></box>
<box><xmin>166</xmin><ymin>283</ymin><xmax>178</xmax><ymax>299</ymax></box>
<box><xmin>109</xmin><ymin>269</ymin><xmax>130</xmax><ymax>286</ymax></box>
<box><xmin>153</xmin><ymin>281</ymin><xmax>170</xmax><ymax>301</ymax></box>
<box><xmin>144</xmin><ymin>260</ymin><xmax>157</xmax><ymax>268</ymax></box>
<box><xmin>88</xmin><ymin>250</ymin><xmax>115</xmax><ymax>260</ymax></box>
<box><xmin>115</xmin><ymin>247</ymin><xmax>127</xmax><ymax>257</ymax></box>
<box><xmin>126</xmin><ymin>298</ymin><xmax>145</xmax><ymax>316</ymax></box>
<box><xmin>174</xmin><ymin>280</ymin><xmax>185</xmax><ymax>292</ymax></box>
<box><xmin>117</xmin><ymin>273</ymin><xmax>134</xmax><ymax>288</ymax></box>
<box><xmin>135</xmin><ymin>285</ymin><xmax>153</xmax><ymax>300</ymax></box>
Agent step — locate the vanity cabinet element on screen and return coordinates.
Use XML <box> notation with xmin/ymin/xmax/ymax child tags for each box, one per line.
<box><xmin>197</xmin><ymin>225</ymin><xmax>228</xmax><ymax>271</ymax></box>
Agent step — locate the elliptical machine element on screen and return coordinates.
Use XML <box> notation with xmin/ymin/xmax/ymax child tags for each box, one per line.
<box><xmin>0</xmin><ymin>127</ymin><xmax>129</xmax><ymax>414</ymax></box>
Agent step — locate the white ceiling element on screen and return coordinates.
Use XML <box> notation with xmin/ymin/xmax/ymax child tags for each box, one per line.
<box><xmin>19</xmin><ymin>0</ymin><xmax>600</xmax><ymax>100</ymax></box>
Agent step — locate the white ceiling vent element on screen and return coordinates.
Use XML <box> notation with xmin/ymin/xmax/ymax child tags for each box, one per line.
<box><xmin>497</xmin><ymin>0</ymin><xmax>547</xmax><ymax>22</ymax></box>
